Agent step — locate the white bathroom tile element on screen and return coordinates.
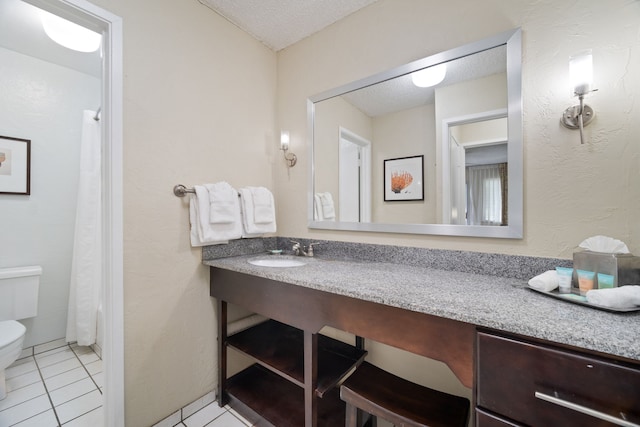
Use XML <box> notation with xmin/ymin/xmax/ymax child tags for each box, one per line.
<box><xmin>50</xmin><ymin>377</ymin><xmax>98</xmax><ymax>407</ymax></box>
<box><xmin>36</xmin><ymin>347</ymin><xmax>76</xmax><ymax>368</ymax></box>
<box><xmin>55</xmin><ymin>389</ymin><xmax>102</xmax><ymax>424</ymax></box>
<box><xmin>77</xmin><ymin>351</ymin><xmax>100</xmax><ymax>366</ymax></box>
<box><xmin>0</xmin><ymin>381</ymin><xmax>46</xmax><ymax>411</ymax></box>
<box><xmin>183</xmin><ymin>402</ymin><xmax>226</xmax><ymax>427</ymax></box>
<box><xmin>84</xmin><ymin>359</ymin><xmax>102</xmax><ymax>375</ymax></box>
<box><xmin>62</xmin><ymin>405</ymin><xmax>103</xmax><ymax>426</ymax></box>
<box><xmin>5</xmin><ymin>358</ymin><xmax>37</xmax><ymax>379</ymax></box>
<box><xmin>226</xmin><ymin>407</ymin><xmax>253</xmax><ymax>426</ymax></box>
<box><xmin>40</xmin><ymin>357</ymin><xmax>82</xmax><ymax>379</ymax></box>
<box><xmin>6</xmin><ymin>370</ymin><xmax>41</xmax><ymax>392</ymax></box>
<box><xmin>17</xmin><ymin>347</ymin><xmax>34</xmax><ymax>360</ymax></box>
<box><xmin>34</xmin><ymin>338</ymin><xmax>68</xmax><ymax>355</ymax></box>
<box><xmin>152</xmin><ymin>409</ymin><xmax>181</xmax><ymax>427</ymax></box>
<box><xmin>207</xmin><ymin>411</ymin><xmax>248</xmax><ymax>427</ymax></box>
<box><xmin>11</xmin><ymin>408</ymin><xmax>59</xmax><ymax>427</ymax></box>
<box><xmin>44</xmin><ymin>367</ymin><xmax>89</xmax><ymax>391</ymax></box>
<box><xmin>0</xmin><ymin>394</ymin><xmax>52</xmax><ymax>426</ymax></box>
<box><xmin>182</xmin><ymin>391</ymin><xmax>216</xmax><ymax>419</ymax></box>
<box><xmin>90</xmin><ymin>371</ymin><xmax>104</xmax><ymax>389</ymax></box>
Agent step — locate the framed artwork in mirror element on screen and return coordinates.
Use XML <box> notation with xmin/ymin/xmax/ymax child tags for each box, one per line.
<box><xmin>0</xmin><ymin>135</ymin><xmax>31</xmax><ymax>195</ymax></box>
<box><xmin>384</xmin><ymin>155</ymin><xmax>423</xmax><ymax>202</ymax></box>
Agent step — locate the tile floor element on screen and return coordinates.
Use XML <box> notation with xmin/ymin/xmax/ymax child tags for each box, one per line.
<box><xmin>152</xmin><ymin>391</ymin><xmax>253</xmax><ymax>427</ymax></box>
<box><xmin>0</xmin><ymin>338</ymin><xmax>103</xmax><ymax>427</ymax></box>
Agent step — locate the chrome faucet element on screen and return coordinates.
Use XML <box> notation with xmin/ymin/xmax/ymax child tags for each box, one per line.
<box><xmin>290</xmin><ymin>241</ymin><xmax>321</xmax><ymax>257</ymax></box>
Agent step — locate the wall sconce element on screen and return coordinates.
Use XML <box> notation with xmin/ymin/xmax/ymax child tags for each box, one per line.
<box><xmin>280</xmin><ymin>131</ymin><xmax>297</xmax><ymax>167</ymax></box>
<box><xmin>561</xmin><ymin>50</ymin><xmax>597</xmax><ymax>144</ymax></box>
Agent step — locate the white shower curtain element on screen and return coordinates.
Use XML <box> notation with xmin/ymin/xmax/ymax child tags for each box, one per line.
<box><xmin>66</xmin><ymin>110</ymin><xmax>102</xmax><ymax>346</ymax></box>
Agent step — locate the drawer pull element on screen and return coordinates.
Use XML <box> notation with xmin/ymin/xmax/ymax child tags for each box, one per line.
<box><xmin>534</xmin><ymin>392</ymin><xmax>639</xmax><ymax>427</ymax></box>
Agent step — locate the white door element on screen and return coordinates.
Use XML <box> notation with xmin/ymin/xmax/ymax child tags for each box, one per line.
<box><xmin>338</xmin><ymin>128</ymin><xmax>371</xmax><ymax>222</ymax></box>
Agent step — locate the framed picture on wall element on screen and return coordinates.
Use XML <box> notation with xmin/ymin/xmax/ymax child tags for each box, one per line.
<box><xmin>384</xmin><ymin>155</ymin><xmax>424</xmax><ymax>202</ymax></box>
<box><xmin>0</xmin><ymin>135</ymin><xmax>31</xmax><ymax>195</ymax></box>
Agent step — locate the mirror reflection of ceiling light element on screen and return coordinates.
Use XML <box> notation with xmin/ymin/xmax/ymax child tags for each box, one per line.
<box><xmin>40</xmin><ymin>10</ymin><xmax>101</xmax><ymax>53</ymax></box>
<box><xmin>411</xmin><ymin>63</ymin><xmax>447</xmax><ymax>88</ymax></box>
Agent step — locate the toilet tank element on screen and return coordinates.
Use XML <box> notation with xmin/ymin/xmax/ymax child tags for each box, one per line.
<box><xmin>0</xmin><ymin>266</ymin><xmax>42</xmax><ymax>321</ymax></box>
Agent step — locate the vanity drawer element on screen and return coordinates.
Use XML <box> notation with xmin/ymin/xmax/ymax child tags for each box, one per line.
<box><xmin>477</xmin><ymin>331</ymin><xmax>640</xmax><ymax>427</ymax></box>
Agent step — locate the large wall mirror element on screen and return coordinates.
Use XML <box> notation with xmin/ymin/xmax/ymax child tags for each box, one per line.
<box><xmin>308</xmin><ymin>28</ymin><xmax>522</xmax><ymax>238</ymax></box>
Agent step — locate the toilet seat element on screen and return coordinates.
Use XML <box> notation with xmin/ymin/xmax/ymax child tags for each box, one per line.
<box><xmin>0</xmin><ymin>320</ymin><xmax>26</xmax><ymax>347</ymax></box>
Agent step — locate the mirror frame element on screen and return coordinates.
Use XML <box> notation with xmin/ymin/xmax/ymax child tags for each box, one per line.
<box><xmin>307</xmin><ymin>28</ymin><xmax>522</xmax><ymax>238</ymax></box>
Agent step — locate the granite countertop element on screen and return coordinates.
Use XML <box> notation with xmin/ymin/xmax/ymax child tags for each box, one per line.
<box><xmin>204</xmin><ymin>253</ymin><xmax>640</xmax><ymax>363</ymax></box>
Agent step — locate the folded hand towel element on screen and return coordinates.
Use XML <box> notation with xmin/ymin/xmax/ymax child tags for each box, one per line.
<box><xmin>239</xmin><ymin>187</ymin><xmax>276</xmax><ymax>236</ymax></box>
<box><xmin>316</xmin><ymin>192</ymin><xmax>335</xmax><ymax>220</ymax></box>
<box><xmin>586</xmin><ymin>285</ymin><xmax>640</xmax><ymax>309</ymax></box>
<box><xmin>250</xmin><ymin>187</ymin><xmax>275</xmax><ymax>224</ymax></box>
<box><xmin>314</xmin><ymin>194</ymin><xmax>323</xmax><ymax>220</ymax></box>
<box><xmin>528</xmin><ymin>270</ymin><xmax>559</xmax><ymax>292</ymax></box>
<box><xmin>194</xmin><ymin>185</ymin><xmax>242</xmax><ymax>242</ymax></box>
<box><xmin>206</xmin><ymin>182</ymin><xmax>237</xmax><ymax>224</ymax></box>
<box><xmin>189</xmin><ymin>197</ymin><xmax>228</xmax><ymax>247</ymax></box>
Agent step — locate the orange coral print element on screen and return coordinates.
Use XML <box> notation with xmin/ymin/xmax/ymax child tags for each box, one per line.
<box><xmin>391</xmin><ymin>170</ymin><xmax>413</xmax><ymax>193</ymax></box>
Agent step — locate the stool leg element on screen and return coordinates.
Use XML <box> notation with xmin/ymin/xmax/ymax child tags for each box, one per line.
<box><xmin>345</xmin><ymin>402</ymin><xmax>358</xmax><ymax>427</ymax></box>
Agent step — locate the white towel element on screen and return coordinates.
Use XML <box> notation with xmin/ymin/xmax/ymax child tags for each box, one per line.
<box><xmin>528</xmin><ymin>270</ymin><xmax>559</xmax><ymax>292</ymax></box>
<box><xmin>194</xmin><ymin>185</ymin><xmax>242</xmax><ymax>242</ymax></box>
<box><xmin>207</xmin><ymin>181</ymin><xmax>237</xmax><ymax>224</ymax></box>
<box><xmin>239</xmin><ymin>187</ymin><xmax>276</xmax><ymax>236</ymax></box>
<box><xmin>251</xmin><ymin>187</ymin><xmax>275</xmax><ymax>224</ymax></box>
<box><xmin>314</xmin><ymin>194</ymin><xmax>323</xmax><ymax>221</ymax></box>
<box><xmin>316</xmin><ymin>192</ymin><xmax>335</xmax><ymax>220</ymax></box>
<box><xmin>586</xmin><ymin>285</ymin><xmax>640</xmax><ymax>309</ymax></box>
<box><xmin>189</xmin><ymin>197</ymin><xmax>228</xmax><ymax>247</ymax></box>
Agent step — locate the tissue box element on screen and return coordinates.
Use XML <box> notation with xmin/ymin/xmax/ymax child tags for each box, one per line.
<box><xmin>572</xmin><ymin>250</ymin><xmax>640</xmax><ymax>287</ymax></box>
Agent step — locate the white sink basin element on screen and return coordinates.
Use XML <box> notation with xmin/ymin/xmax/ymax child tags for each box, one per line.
<box><xmin>248</xmin><ymin>258</ymin><xmax>306</xmax><ymax>268</ymax></box>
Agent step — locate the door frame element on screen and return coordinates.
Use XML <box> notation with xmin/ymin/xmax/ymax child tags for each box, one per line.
<box><xmin>24</xmin><ymin>0</ymin><xmax>124</xmax><ymax>425</ymax></box>
<box><xmin>339</xmin><ymin>127</ymin><xmax>371</xmax><ymax>222</ymax></box>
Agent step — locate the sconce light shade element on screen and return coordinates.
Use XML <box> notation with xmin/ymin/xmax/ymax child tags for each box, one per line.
<box><xmin>280</xmin><ymin>131</ymin><xmax>290</xmax><ymax>151</ymax></box>
<box><xmin>411</xmin><ymin>63</ymin><xmax>447</xmax><ymax>88</ymax></box>
<box><xmin>562</xmin><ymin>50</ymin><xmax>596</xmax><ymax>144</ymax></box>
<box><xmin>280</xmin><ymin>131</ymin><xmax>296</xmax><ymax>168</ymax></box>
<box><xmin>569</xmin><ymin>50</ymin><xmax>593</xmax><ymax>96</ymax></box>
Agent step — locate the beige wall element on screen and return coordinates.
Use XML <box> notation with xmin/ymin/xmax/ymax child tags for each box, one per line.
<box><xmin>314</xmin><ymin>96</ymin><xmax>373</xmax><ymax>220</ymax></box>
<box><xmin>276</xmin><ymin>0</ymin><xmax>640</xmax><ymax>258</ymax></box>
<box><xmin>71</xmin><ymin>0</ymin><xmax>639</xmax><ymax>424</ymax></box>
<box><xmin>372</xmin><ymin>104</ymin><xmax>436</xmax><ymax>223</ymax></box>
<box><xmin>88</xmin><ymin>0</ymin><xmax>276</xmax><ymax>425</ymax></box>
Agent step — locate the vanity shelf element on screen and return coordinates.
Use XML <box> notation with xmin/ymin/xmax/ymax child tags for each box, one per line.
<box><xmin>227</xmin><ymin>364</ymin><xmax>346</xmax><ymax>426</ymax></box>
<box><xmin>227</xmin><ymin>319</ymin><xmax>367</xmax><ymax>397</ymax></box>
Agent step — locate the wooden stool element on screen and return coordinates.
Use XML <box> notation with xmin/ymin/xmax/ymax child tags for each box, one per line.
<box><xmin>340</xmin><ymin>362</ymin><xmax>470</xmax><ymax>427</ymax></box>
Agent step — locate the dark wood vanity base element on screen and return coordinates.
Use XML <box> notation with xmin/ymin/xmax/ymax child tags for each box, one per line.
<box><xmin>211</xmin><ymin>266</ymin><xmax>640</xmax><ymax>427</ymax></box>
<box><xmin>211</xmin><ymin>267</ymin><xmax>475</xmax><ymax>427</ymax></box>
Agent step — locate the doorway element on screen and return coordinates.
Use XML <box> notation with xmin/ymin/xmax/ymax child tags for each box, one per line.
<box><xmin>21</xmin><ymin>0</ymin><xmax>124</xmax><ymax>425</ymax></box>
<box><xmin>338</xmin><ymin>127</ymin><xmax>371</xmax><ymax>222</ymax></box>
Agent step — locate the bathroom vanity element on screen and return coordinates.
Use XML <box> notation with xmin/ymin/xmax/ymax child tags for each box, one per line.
<box><xmin>206</xmin><ymin>253</ymin><xmax>640</xmax><ymax>427</ymax></box>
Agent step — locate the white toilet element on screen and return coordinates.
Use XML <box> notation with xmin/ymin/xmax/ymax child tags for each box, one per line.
<box><xmin>0</xmin><ymin>265</ymin><xmax>41</xmax><ymax>400</ymax></box>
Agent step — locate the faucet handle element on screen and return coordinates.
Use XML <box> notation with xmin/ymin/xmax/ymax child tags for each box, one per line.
<box><xmin>290</xmin><ymin>240</ymin><xmax>302</xmax><ymax>255</ymax></box>
<box><xmin>307</xmin><ymin>242</ymin><xmax>322</xmax><ymax>256</ymax></box>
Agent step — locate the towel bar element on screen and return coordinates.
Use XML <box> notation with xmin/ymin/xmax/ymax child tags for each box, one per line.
<box><xmin>173</xmin><ymin>184</ymin><xmax>243</xmax><ymax>198</ymax></box>
<box><xmin>173</xmin><ymin>184</ymin><xmax>196</xmax><ymax>197</ymax></box>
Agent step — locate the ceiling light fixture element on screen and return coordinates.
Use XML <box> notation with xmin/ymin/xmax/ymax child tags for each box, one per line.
<box><xmin>40</xmin><ymin>10</ymin><xmax>101</xmax><ymax>53</ymax></box>
<box><xmin>411</xmin><ymin>63</ymin><xmax>447</xmax><ymax>88</ymax></box>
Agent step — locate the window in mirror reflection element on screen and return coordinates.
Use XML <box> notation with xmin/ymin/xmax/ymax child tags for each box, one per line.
<box><xmin>447</xmin><ymin>117</ymin><xmax>507</xmax><ymax>226</ymax></box>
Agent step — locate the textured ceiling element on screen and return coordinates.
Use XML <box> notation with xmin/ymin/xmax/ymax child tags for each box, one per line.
<box><xmin>200</xmin><ymin>0</ymin><xmax>380</xmax><ymax>51</ymax></box>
